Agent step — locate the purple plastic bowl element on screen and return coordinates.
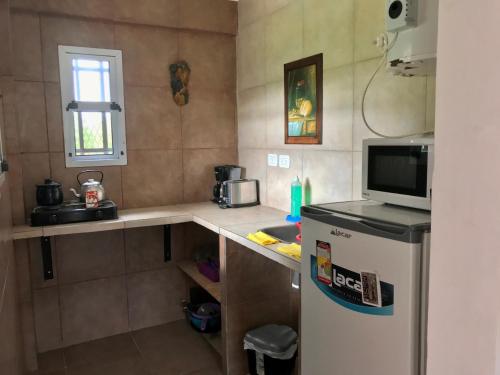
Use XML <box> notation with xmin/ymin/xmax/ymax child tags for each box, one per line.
<box><xmin>197</xmin><ymin>260</ymin><xmax>220</xmax><ymax>282</ymax></box>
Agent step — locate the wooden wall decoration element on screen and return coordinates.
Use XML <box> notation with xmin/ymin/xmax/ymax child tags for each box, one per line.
<box><xmin>284</xmin><ymin>54</ymin><xmax>323</xmax><ymax>144</ymax></box>
<box><xmin>169</xmin><ymin>61</ymin><xmax>191</xmax><ymax>106</ymax></box>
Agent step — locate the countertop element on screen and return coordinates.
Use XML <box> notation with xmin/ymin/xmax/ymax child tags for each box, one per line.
<box><xmin>12</xmin><ymin>202</ymin><xmax>301</xmax><ymax>272</ymax></box>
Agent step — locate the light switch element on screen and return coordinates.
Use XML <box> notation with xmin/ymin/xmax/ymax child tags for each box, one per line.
<box><xmin>279</xmin><ymin>154</ymin><xmax>290</xmax><ymax>169</ymax></box>
<box><xmin>267</xmin><ymin>153</ymin><xmax>278</xmax><ymax>167</ymax></box>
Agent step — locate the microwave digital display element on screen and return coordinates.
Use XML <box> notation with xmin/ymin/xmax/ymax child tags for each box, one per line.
<box><xmin>367</xmin><ymin>146</ymin><xmax>428</xmax><ymax>197</ymax></box>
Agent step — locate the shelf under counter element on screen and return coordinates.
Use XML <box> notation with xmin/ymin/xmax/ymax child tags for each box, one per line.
<box><xmin>177</xmin><ymin>260</ymin><xmax>222</xmax><ymax>303</ymax></box>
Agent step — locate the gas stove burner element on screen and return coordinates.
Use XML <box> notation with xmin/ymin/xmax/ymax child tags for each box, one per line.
<box><xmin>31</xmin><ymin>200</ymin><xmax>118</xmax><ymax>227</ymax></box>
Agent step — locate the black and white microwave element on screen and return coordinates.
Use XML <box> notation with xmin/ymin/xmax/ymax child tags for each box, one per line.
<box><xmin>362</xmin><ymin>137</ymin><xmax>434</xmax><ymax>211</ymax></box>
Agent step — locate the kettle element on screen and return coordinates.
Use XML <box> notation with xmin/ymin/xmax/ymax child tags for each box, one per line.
<box><xmin>36</xmin><ymin>178</ymin><xmax>64</xmax><ymax>206</ymax></box>
<box><xmin>70</xmin><ymin>170</ymin><xmax>106</xmax><ymax>202</ymax></box>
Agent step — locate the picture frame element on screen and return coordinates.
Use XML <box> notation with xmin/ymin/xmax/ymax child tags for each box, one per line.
<box><xmin>284</xmin><ymin>54</ymin><xmax>323</xmax><ymax>145</ymax></box>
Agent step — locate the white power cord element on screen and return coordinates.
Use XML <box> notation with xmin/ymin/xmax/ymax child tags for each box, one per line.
<box><xmin>361</xmin><ymin>32</ymin><xmax>435</xmax><ymax>139</ymax></box>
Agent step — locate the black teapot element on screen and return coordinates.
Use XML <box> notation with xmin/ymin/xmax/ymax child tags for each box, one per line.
<box><xmin>36</xmin><ymin>179</ymin><xmax>63</xmax><ymax>206</ymax></box>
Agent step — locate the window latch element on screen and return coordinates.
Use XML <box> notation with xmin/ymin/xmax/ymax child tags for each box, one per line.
<box><xmin>66</xmin><ymin>100</ymin><xmax>78</xmax><ymax>111</ymax></box>
<box><xmin>110</xmin><ymin>102</ymin><xmax>122</xmax><ymax>112</ymax></box>
<box><xmin>0</xmin><ymin>160</ymin><xmax>8</xmax><ymax>172</ymax></box>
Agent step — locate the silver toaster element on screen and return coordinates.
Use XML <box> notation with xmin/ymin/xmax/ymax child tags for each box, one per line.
<box><xmin>220</xmin><ymin>179</ymin><xmax>260</xmax><ymax>208</ymax></box>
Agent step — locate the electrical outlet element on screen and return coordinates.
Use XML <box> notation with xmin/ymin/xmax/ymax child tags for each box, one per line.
<box><xmin>278</xmin><ymin>154</ymin><xmax>290</xmax><ymax>169</ymax></box>
<box><xmin>267</xmin><ymin>153</ymin><xmax>278</xmax><ymax>167</ymax></box>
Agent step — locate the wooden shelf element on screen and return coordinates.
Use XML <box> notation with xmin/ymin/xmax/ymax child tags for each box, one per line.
<box><xmin>177</xmin><ymin>260</ymin><xmax>222</xmax><ymax>303</ymax></box>
<box><xmin>201</xmin><ymin>332</ymin><xmax>222</xmax><ymax>356</ymax></box>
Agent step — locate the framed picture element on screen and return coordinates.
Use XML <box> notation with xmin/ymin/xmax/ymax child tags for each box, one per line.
<box><xmin>284</xmin><ymin>54</ymin><xmax>323</xmax><ymax>144</ymax></box>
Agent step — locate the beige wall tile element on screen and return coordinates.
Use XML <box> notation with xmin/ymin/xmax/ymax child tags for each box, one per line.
<box><xmin>353</xmin><ymin>58</ymin><xmax>427</xmax><ymax>150</ymax></box>
<box><xmin>238</xmin><ymin>149</ymin><xmax>268</xmax><ymax>205</ymax></box>
<box><xmin>7</xmin><ymin>153</ymin><xmax>25</xmax><ymax>225</ymax></box>
<box><xmin>179</xmin><ymin>32</ymin><xmax>235</xmax><ymax>91</ymax></box>
<box><xmin>265</xmin><ymin>1</ymin><xmax>304</xmax><ymax>83</ymax></box>
<box><xmin>0</xmin><ymin>0</ymin><xmax>11</xmax><ymax>76</ymax></box>
<box><xmin>124</xmin><ymin>226</ymin><xmax>166</xmax><ymax>273</ymax></box>
<box><xmin>304</xmin><ymin>0</ymin><xmax>354</xmax><ymax>69</ymax></box>
<box><xmin>308</xmin><ymin>65</ymin><xmax>354</xmax><ymax>151</ymax></box>
<box><xmin>41</xmin><ymin>16</ymin><xmax>115</xmax><ymax>82</ymax></box>
<box><xmin>122</xmin><ymin>149</ymin><xmax>183</xmax><ymax>208</ymax></box>
<box><xmin>49</xmin><ymin>152</ymin><xmax>124</xmax><ymax>208</ymax></box>
<box><xmin>266</xmin><ymin>0</ymin><xmax>292</xmax><ymax>15</ymax></box>
<box><xmin>125</xmin><ymin>85</ymin><xmax>181</xmax><ymax>151</ymax></box>
<box><xmin>426</xmin><ymin>75</ymin><xmax>436</xmax><ymax>131</ymax></box>
<box><xmin>237</xmin><ymin>86</ymin><xmax>266</xmax><ymax>149</ymax></box>
<box><xmin>0</xmin><ymin>77</ymin><xmax>20</xmax><ymax>155</ymax></box>
<box><xmin>238</xmin><ymin>0</ymin><xmax>266</xmax><ymax>28</ymax></box>
<box><xmin>114</xmin><ymin>24</ymin><xmax>177</xmax><ymax>87</ymax></box>
<box><xmin>12</xmin><ymin>0</ymin><xmax>115</xmax><ymax>20</ymax></box>
<box><xmin>15</xmin><ymin>81</ymin><xmax>48</xmax><ymax>153</ymax></box>
<box><xmin>182</xmin><ymin>148</ymin><xmax>237</xmax><ymax>203</ymax></box>
<box><xmin>44</xmin><ymin>82</ymin><xmax>64</xmax><ymax>153</ymax></box>
<box><xmin>302</xmin><ymin>150</ymin><xmax>353</xmax><ymax>204</ymax></box>
<box><xmin>55</xmin><ymin>231</ymin><xmax>125</xmax><ymax>284</ymax></box>
<box><xmin>179</xmin><ymin>0</ymin><xmax>237</xmax><ymax>35</ymax></box>
<box><xmin>181</xmin><ymin>88</ymin><xmax>236</xmax><ymax>149</ymax></box>
<box><xmin>354</xmin><ymin>0</ymin><xmax>386</xmax><ymax>62</ymax></box>
<box><xmin>0</xmin><ymin>264</ymin><xmax>24</xmax><ymax>374</ymax></box>
<box><xmin>60</xmin><ymin>276</ymin><xmax>128</xmax><ymax>346</ymax></box>
<box><xmin>323</xmin><ymin>65</ymin><xmax>354</xmax><ymax>150</ymax></box>
<box><xmin>11</xmin><ymin>12</ymin><xmax>43</xmax><ymax>81</ymax></box>
<box><xmin>21</xmin><ymin>152</ymin><xmax>50</xmax><ymax>215</ymax></box>
<box><xmin>113</xmin><ymin>0</ymin><xmax>178</xmax><ymax>28</ymax></box>
<box><xmin>14</xmin><ymin>240</ymin><xmax>31</xmax><ymax>303</ymax></box>
<box><xmin>127</xmin><ymin>267</ymin><xmax>185</xmax><ymax>330</ymax></box>
<box><xmin>33</xmin><ymin>287</ymin><xmax>63</xmax><ymax>352</ymax></box>
<box><xmin>20</xmin><ymin>300</ymin><xmax>38</xmax><ymax>372</ymax></box>
<box><xmin>266</xmin><ymin>149</ymin><xmax>303</xmax><ymax>211</ymax></box>
<box><xmin>237</xmin><ymin>19</ymin><xmax>267</xmax><ymax>91</ymax></box>
<box><xmin>352</xmin><ymin>151</ymin><xmax>363</xmax><ymax>200</ymax></box>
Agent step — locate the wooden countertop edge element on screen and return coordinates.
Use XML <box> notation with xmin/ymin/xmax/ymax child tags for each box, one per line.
<box><xmin>11</xmin><ymin>203</ymin><xmax>299</xmax><ymax>271</ymax></box>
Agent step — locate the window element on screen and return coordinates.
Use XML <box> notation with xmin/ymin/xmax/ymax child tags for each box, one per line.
<box><xmin>58</xmin><ymin>46</ymin><xmax>127</xmax><ymax>167</ymax></box>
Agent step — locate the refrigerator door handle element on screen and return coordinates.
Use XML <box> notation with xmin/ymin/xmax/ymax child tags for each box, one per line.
<box><xmin>358</xmin><ymin>220</ymin><xmax>408</xmax><ymax>236</ymax></box>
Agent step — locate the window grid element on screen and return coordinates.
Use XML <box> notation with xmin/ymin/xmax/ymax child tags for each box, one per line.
<box><xmin>71</xmin><ymin>58</ymin><xmax>113</xmax><ymax>156</ymax></box>
<box><xmin>59</xmin><ymin>45</ymin><xmax>127</xmax><ymax>167</ymax></box>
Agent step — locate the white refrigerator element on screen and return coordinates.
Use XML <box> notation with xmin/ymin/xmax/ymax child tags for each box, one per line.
<box><xmin>301</xmin><ymin>200</ymin><xmax>431</xmax><ymax>375</ymax></box>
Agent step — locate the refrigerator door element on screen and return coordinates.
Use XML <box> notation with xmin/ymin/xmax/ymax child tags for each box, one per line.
<box><xmin>301</xmin><ymin>213</ymin><xmax>422</xmax><ymax>375</ymax></box>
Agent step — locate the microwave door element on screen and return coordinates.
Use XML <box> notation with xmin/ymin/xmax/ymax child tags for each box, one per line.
<box><xmin>364</xmin><ymin>145</ymin><xmax>431</xmax><ymax>210</ymax></box>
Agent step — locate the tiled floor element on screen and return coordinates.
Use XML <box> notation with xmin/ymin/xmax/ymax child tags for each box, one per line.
<box><xmin>32</xmin><ymin>320</ymin><xmax>222</xmax><ymax>375</ymax></box>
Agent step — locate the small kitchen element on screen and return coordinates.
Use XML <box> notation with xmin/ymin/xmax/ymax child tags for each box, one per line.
<box><xmin>1</xmin><ymin>0</ymin><xmax>493</xmax><ymax>375</ymax></box>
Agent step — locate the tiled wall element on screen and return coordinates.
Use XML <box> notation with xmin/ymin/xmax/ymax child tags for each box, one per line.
<box><xmin>237</xmin><ymin>0</ymin><xmax>436</xmax><ymax>211</ymax></box>
<box><xmin>0</xmin><ymin>1</ymin><xmax>25</xmax><ymax>374</ymax></box>
<box><xmin>9</xmin><ymin>0</ymin><xmax>238</xmax><ymax>222</ymax></box>
<box><xmin>7</xmin><ymin>0</ymin><xmax>238</xmax><ymax>361</ymax></box>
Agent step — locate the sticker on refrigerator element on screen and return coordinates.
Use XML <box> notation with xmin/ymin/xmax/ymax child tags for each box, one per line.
<box><xmin>316</xmin><ymin>241</ymin><xmax>332</xmax><ymax>286</ymax></box>
<box><xmin>360</xmin><ymin>271</ymin><xmax>382</xmax><ymax>307</ymax></box>
<box><xmin>310</xmin><ymin>255</ymin><xmax>394</xmax><ymax>316</ymax></box>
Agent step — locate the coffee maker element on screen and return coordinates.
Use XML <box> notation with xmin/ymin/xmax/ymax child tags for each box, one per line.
<box><xmin>213</xmin><ymin>165</ymin><xmax>242</xmax><ymax>203</ymax></box>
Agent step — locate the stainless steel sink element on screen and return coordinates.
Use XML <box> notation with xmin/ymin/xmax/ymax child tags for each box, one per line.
<box><xmin>259</xmin><ymin>224</ymin><xmax>300</xmax><ymax>244</ymax></box>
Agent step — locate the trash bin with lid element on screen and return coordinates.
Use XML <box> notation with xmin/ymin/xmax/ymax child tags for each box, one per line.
<box><xmin>243</xmin><ymin>324</ymin><xmax>298</xmax><ymax>375</ymax></box>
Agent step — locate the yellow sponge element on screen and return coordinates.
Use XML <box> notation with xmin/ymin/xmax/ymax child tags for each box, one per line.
<box><xmin>246</xmin><ymin>231</ymin><xmax>280</xmax><ymax>246</ymax></box>
<box><xmin>276</xmin><ymin>243</ymin><xmax>302</xmax><ymax>260</ymax></box>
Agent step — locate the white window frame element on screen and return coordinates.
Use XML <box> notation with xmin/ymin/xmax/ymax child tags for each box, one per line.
<box><xmin>58</xmin><ymin>45</ymin><xmax>127</xmax><ymax>167</ymax></box>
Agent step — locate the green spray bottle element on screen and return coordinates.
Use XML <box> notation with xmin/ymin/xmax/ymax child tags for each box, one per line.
<box><xmin>287</xmin><ymin>176</ymin><xmax>302</xmax><ymax>222</ymax></box>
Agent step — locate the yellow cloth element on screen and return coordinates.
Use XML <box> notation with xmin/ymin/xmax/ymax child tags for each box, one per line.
<box><xmin>246</xmin><ymin>231</ymin><xmax>279</xmax><ymax>246</ymax></box>
<box><xmin>276</xmin><ymin>243</ymin><xmax>302</xmax><ymax>260</ymax></box>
